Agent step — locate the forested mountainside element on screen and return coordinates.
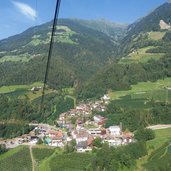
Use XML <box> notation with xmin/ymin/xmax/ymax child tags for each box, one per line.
<box><xmin>78</xmin><ymin>2</ymin><xmax>171</xmax><ymax>99</ymax></box>
<box><xmin>120</xmin><ymin>2</ymin><xmax>171</xmax><ymax>56</ymax></box>
<box><xmin>1</xmin><ymin>1</ymin><xmax>171</xmax><ymax>98</ymax></box>
<box><xmin>0</xmin><ymin>19</ymin><xmax>125</xmax><ymax>88</ymax></box>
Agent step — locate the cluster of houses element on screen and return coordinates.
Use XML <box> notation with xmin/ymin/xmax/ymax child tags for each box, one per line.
<box><xmin>27</xmin><ymin>114</ymin><xmax>133</xmax><ymax>152</ymax></box>
<box><xmin>0</xmin><ymin>94</ymin><xmax>134</xmax><ymax>152</ymax></box>
<box><xmin>69</xmin><ymin>114</ymin><xmax>133</xmax><ymax>152</ymax></box>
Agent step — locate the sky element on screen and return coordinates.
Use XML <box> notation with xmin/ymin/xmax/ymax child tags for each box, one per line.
<box><xmin>0</xmin><ymin>0</ymin><xmax>168</xmax><ymax>40</ymax></box>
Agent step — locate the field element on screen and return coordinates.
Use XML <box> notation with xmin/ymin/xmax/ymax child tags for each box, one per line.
<box><xmin>0</xmin><ymin>145</ymin><xmax>93</xmax><ymax>171</ymax></box>
<box><xmin>32</xmin><ymin>146</ymin><xmax>55</xmax><ymax>163</ymax></box>
<box><xmin>120</xmin><ymin>46</ymin><xmax>164</xmax><ymax>64</ymax></box>
<box><xmin>0</xmin><ymin>82</ymin><xmax>55</xmax><ymax>101</ymax></box>
<box><xmin>147</xmin><ymin>127</ymin><xmax>171</xmax><ymax>151</ymax></box>
<box><xmin>108</xmin><ymin>78</ymin><xmax>171</xmax><ymax>109</ymax></box>
<box><xmin>0</xmin><ymin>146</ymin><xmax>32</xmax><ymax>171</ymax></box>
<box><xmin>0</xmin><ymin>82</ymin><xmax>43</xmax><ymax>94</ymax></box>
<box><xmin>0</xmin><ymin>53</ymin><xmax>31</xmax><ymax>63</ymax></box>
<box><xmin>136</xmin><ymin>127</ymin><xmax>171</xmax><ymax>171</ymax></box>
<box><xmin>147</xmin><ymin>31</ymin><xmax>166</xmax><ymax>41</ymax></box>
<box><xmin>49</xmin><ymin>153</ymin><xmax>93</xmax><ymax>171</ymax></box>
<box><xmin>0</xmin><ymin>128</ymin><xmax>171</xmax><ymax>171</ymax></box>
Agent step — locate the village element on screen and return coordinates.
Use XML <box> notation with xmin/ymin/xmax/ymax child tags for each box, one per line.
<box><xmin>0</xmin><ymin>95</ymin><xmax>134</xmax><ymax>152</ymax></box>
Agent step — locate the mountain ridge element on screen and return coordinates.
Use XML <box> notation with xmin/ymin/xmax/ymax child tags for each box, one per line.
<box><xmin>0</xmin><ymin>18</ymin><xmax>125</xmax><ymax>88</ymax></box>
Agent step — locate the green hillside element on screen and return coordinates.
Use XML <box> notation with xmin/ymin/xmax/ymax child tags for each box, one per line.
<box><xmin>72</xmin><ymin>19</ymin><xmax>127</xmax><ymax>43</ymax></box>
<box><xmin>0</xmin><ymin>19</ymin><xmax>123</xmax><ymax>88</ymax></box>
<box><xmin>0</xmin><ymin>146</ymin><xmax>32</xmax><ymax>171</ymax></box>
<box><xmin>137</xmin><ymin>128</ymin><xmax>171</xmax><ymax>171</ymax></box>
<box><xmin>78</xmin><ymin>2</ymin><xmax>171</xmax><ymax>99</ymax></box>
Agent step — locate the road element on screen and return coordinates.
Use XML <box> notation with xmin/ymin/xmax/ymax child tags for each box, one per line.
<box><xmin>147</xmin><ymin>124</ymin><xmax>171</xmax><ymax>130</ymax></box>
<box><xmin>29</xmin><ymin>146</ymin><xmax>35</xmax><ymax>171</ymax></box>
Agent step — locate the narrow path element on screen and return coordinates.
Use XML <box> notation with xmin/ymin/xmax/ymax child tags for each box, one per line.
<box><xmin>29</xmin><ymin>145</ymin><xmax>35</xmax><ymax>171</ymax></box>
<box><xmin>147</xmin><ymin>124</ymin><xmax>171</xmax><ymax>130</ymax></box>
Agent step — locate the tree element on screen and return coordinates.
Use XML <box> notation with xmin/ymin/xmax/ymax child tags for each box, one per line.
<box><xmin>135</xmin><ymin>128</ymin><xmax>155</xmax><ymax>141</ymax></box>
<box><xmin>0</xmin><ymin>144</ymin><xmax>7</xmax><ymax>154</ymax></box>
<box><xmin>92</xmin><ymin>137</ymin><xmax>102</xmax><ymax>148</ymax></box>
<box><xmin>37</xmin><ymin>138</ymin><xmax>43</xmax><ymax>144</ymax></box>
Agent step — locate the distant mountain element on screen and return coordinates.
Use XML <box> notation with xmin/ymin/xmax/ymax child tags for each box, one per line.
<box><xmin>0</xmin><ymin>18</ymin><xmax>124</xmax><ymax>88</ymax></box>
<box><xmin>71</xmin><ymin>19</ymin><xmax>127</xmax><ymax>43</ymax></box>
<box><xmin>118</xmin><ymin>2</ymin><xmax>171</xmax><ymax>57</ymax></box>
<box><xmin>77</xmin><ymin>2</ymin><xmax>171</xmax><ymax>99</ymax></box>
<box><xmin>127</xmin><ymin>2</ymin><xmax>171</xmax><ymax>35</ymax></box>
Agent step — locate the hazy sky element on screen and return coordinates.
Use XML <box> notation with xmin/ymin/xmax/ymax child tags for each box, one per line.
<box><xmin>0</xmin><ymin>0</ymin><xmax>168</xmax><ymax>40</ymax></box>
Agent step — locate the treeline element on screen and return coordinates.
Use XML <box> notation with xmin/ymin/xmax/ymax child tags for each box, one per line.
<box><xmin>0</xmin><ymin>93</ymin><xmax>74</xmax><ymax>123</ymax></box>
<box><xmin>0</xmin><ymin>19</ymin><xmax>117</xmax><ymax>88</ymax></box>
<box><xmin>90</xmin><ymin>142</ymin><xmax>147</xmax><ymax>171</ymax></box>
<box><xmin>0</xmin><ymin>93</ymin><xmax>74</xmax><ymax>138</ymax></box>
<box><xmin>0</xmin><ymin>144</ymin><xmax>7</xmax><ymax>155</ymax></box>
<box><xmin>0</xmin><ymin>124</ymin><xmax>34</xmax><ymax>139</ymax></box>
<box><xmin>0</xmin><ymin>95</ymin><xmax>39</xmax><ymax>121</ymax></box>
<box><xmin>0</xmin><ymin>56</ymin><xmax>75</xmax><ymax>89</ymax></box>
<box><xmin>77</xmin><ymin>55</ymin><xmax>171</xmax><ymax>99</ymax></box>
<box><xmin>100</xmin><ymin>101</ymin><xmax>171</xmax><ymax>132</ymax></box>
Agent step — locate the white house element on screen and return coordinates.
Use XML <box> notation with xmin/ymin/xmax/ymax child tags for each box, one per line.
<box><xmin>102</xmin><ymin>94</ymin><xmax>110</xmax><ymax>101</ymax></box>
<box><xmin>104</xmin><ymin>138</ymin><xmax>122</xmax><ymax>146</ymax></box>
<box><xmin>109</xmin><ymin>126</ymin><xmax>121</xmax><ymax>136</ymax></box>
<box><xmin>88</xmin><ymin>128</ymin><xmax>102</xmax><ymax>136</ymax></box>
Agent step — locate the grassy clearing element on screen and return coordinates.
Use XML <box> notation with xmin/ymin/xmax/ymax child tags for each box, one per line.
<box><xmin>108</xmin><ymin>78</ymin><xmax>171</xmax><ymax>109</ymax></box>
<box><xmin>0</xmin><ymin>82</ymin><xmax>43</xmax><ymax>94</ymax></box>
<box><xmin>148</xmin><ymin>31</ymin><xmax>166</xmax><ymax>40</ymax></box>
<box><xmin>109</xmin><ymin>77</ymin><xmax>171</xmax><ymax>101</ymax></box>
<box><xmin>112</xmin><ymin>97</ymin><xmax>150</xmax><ymax>109</ymax></box>
<box><xmin>120</xmin><ymin>46</ymin><xmax>164</xmax><ymax>64</ymax></box>
<box><xmin>0</xmin><ymin>53</ymin><xmax>31</xmax><ymax>63</ymax></box>
<box><xmin>136</xmin><ymin>128</ymin><xmax>171</xmax><ymax>171</ymax></box>
<box><xmin>0</xmin><ymin>82</ymin><xmax>54</xmax><ymax>101</ymax></box>
<box><xmin>147</xmin><ymin>127</ymin><xmax>171</xmax><ymax>151</ymax></box>
<box><xmin>0</xmin><ymin>146</ymin><xmax>32</xmax><ymax>171</ymax></box>
<box><xmin>28</xmin><ymin>37</ymin><xmax>50</xmax><ymax>46</ymax></box>
<box><xmin>62</xmin><ymin>87</ymin><xmax>75</xmax><ymax>95</ymax></box>
<box><xmin>21</xmin><ymin>89</ymin><xmax>54</xmax><ymax>101</ymax></box>
<box><xmin>55</xmin><ymin>25</ymin><xmax>77</xmax><ymax>44</ymax></box>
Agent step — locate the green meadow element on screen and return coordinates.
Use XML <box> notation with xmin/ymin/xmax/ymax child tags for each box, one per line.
<box><xmin>136</xmin><ymin>127</ymin><xmax>171</xmax><ymax>171</ymax></box>
<box><xmin>0</xmin><ymin>146</ymin><xmax>32</xmax><ymax>171</ymax></box>
<box><xmin>108</xmin><ymin>78</ymin><xmax>171</xmax><ymax>109</ymax></box>
<box><xmin>0</xmin><ymin>53</ymin><xmax>31</xmax><ymax>63</ymax></box>
<box><xmin>120</xmin><ymin>46</ymin><xmax>164</xmax><ymax>64</ymax></box>
<box><xmin>109</xmin><ymin>78</ymin><xmax>171</xmax><ymax>101</ymax></box>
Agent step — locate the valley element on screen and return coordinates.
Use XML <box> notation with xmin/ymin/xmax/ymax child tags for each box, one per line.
<box><xmin>1</xmin><ymin>1</ymin><xmax>171</xmax><ymax>171</ymax></box>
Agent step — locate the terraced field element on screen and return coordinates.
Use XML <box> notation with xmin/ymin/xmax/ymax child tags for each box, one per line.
<box><xmin>49</xmin><ymin>153</ymin><xmax>93</xmax><ymax>171</ymax></box>
<box><xmin>109</xmin><ymin>78</ymin><xmax>171</xmax><ymax>107</ymax></box>
<box><xmin>136</xmin><ymin>128</ymin><xmax>171</xmax><ymax>171</ymax></box>
<box><xmin>0</xmin><ymin>146</ymin><xmax>32</xmax><ymax>171</ymax></box>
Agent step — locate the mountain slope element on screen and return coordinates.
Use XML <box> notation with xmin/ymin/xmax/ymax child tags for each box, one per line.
<box><xmin>0</xmin><ymin>19</ymin><xmax>124</xmax><ymax>88</ymax></box>
<box><xmin>70</xmin><ymin>19</ymin><xmax>127</xmax><ymax>43</ymax></box>
<box><xmin>77</xmin><ymin>2</ymin><xmax>171</xmax><ymax>99</ymax></box>
<box><xmin>119</xmin><ymin>2</ymin><xmax>171</xmax><ymax>57</ymax></box>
